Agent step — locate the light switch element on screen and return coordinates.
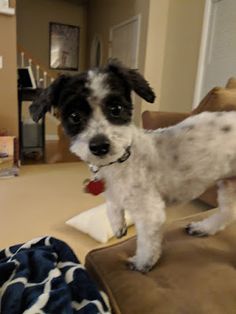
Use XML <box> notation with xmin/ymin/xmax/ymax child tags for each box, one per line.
<box><xmin>0</xmin><ymin>56</ymin><xmax>2</xmax><ymax>69</ymax></box>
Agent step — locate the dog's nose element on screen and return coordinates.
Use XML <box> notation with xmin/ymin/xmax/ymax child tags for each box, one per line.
<box><xmin>89</xmin><ymin>134</ymin><xmax>110</xmax><ymax>156</ymax></box>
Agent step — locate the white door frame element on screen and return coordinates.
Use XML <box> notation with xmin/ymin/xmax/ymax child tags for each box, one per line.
<box><xmin>109</xmin><ymin>14</ymin><xmax>141</xmax><ymax>68</ymax></box>
<box><xmin>192</xmin><ymin>0</ymin><xmax>214</xmax><ymax>108</ymax></box>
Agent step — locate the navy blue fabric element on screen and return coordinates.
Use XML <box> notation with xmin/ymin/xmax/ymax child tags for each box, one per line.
<box><xmin>0</xmin><ymin>237</ymin><xmax>110</xmax><ymax>314</ymax></box>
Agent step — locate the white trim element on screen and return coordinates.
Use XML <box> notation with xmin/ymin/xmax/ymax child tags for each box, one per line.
<box><xmin>109</xmin><ymin>14</ymin><xmax>141</xmax><ymax>68</ymax></box>
<box><xmin>90</xmin><ymin>34</ymin><xmax>103</xmax><ymax>68</ymax></box>
<box><xmin>192</xmin><ymin>0</ymin><xmax>212</xmax><ymax>108</ymax></box>
<box><xmin>136</xmin><ymin>14</ymin><xmax>141</xmax><ymax>68</ymax></box>
<box><xmin>0</xmin><ymin>7</ymin><xmax>15</xmax><ymax>15</ymax></box>
<box><xmin>28</xmin><ymin>66</ymin><xmax>37</xmax><ymax>89</ymax></box>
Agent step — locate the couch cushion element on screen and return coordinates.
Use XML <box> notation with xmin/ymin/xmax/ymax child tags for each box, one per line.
<box><xmin>192</xmin><ymin>87</ymin><xmax>236</xmax><ymax>114</ymax></box>
<box><xmin>226</xmin><ymin>77</ymin><xmax>236</xmax><ymax>89</ymax></box>
<box><xmin>85</xmin><ymin>210</ymin><xmax>236</xmax><ymax>314</ymax></box>
<box><xmin>142</xmin><ymin>111</ymin><xmax>189</xmax><ymax>129</ymax></box>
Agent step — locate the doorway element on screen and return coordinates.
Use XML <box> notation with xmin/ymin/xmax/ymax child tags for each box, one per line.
<box><xmin>109</xmin><ymin>15</ymin><xmax>141</xmax><ymax>68</ymax></box>
<box><xmin>109</xmin><ymin>15</ymin><xmax>141</xmax><ymax>124</ymax></box>
<box><xmin>194</xmin><ymin>0</ymin><xmax>236</xmax><ymax>107</ymax></box>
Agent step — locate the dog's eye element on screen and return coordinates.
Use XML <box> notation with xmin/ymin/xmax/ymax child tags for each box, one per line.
<box><xmin>109</xmin><ymin>104</ymin><xmax>123</xmax><ymax>118</ymax></box>
<box><xmin>69</xmin><ymin>112</ymin><xmax>81</xmax><ymax>124</ymax></box>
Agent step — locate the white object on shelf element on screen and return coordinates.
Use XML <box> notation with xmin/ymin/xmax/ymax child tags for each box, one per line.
<box><xmin>21</xmin><ymin>52</ymin><xmax>25</xmax><ymax>67</ymax></box>
<box><xmin>0</xmin><ymin>7</ymin><xmax>15</xmax><ymax>15</ymax></box>
<box><xmin>43</xmin><ymin>72</ymin><xmax>47</xmax><ymax>88</ymax></box>
<box><xmin>36</xmin><ymin>65</ymin><xmax>40</xmax><ymax>83</ymax></box>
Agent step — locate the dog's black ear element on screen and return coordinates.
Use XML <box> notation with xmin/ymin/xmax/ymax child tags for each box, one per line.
<box><xmin>107</xmin><ymin>59</ymin><xmax>155</xmax><ymax>103</ymax></box>
<box><xmin>30</xmin><ymin>75</ymin><xmax>70</xmax><ymax>122</ymax></box>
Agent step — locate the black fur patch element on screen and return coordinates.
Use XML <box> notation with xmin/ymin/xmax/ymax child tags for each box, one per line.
<box><xmin>173</xmin><ymin>154</ymin><xmax>179</xmax><ymax>162</ymax></box>
<box><xmin>30</xmin><ymin>60</ymin><xmax>156</xmax><ymax>136</ymax></box>
<box><xmin>106</xmin><ymin>59</ymin><xmax>155</xmax><ymax>103</ymax></box>
<box><xmin>221</xmin><ymin>125</ymin><xmax>231</xmax><ymax>132</ymax></box>
<box><xmin>102</xmin><ymin>94</ymin><xmax>133</xmax><ymax>125</ymax></box>
<box><xmin>55</xmin><ymin>73</ymin><xmax>92</xmax><ymax>136</ymax></box>
<box><xmin>60</xmin><ymin>97</ymin><xmax>92</xmax><ymax>137</ymax></box>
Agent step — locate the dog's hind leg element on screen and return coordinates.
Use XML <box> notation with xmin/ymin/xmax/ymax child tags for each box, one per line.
<box><xmin>186</xmin><ymin>179</ymin><xmax>236</xmax><ymax>236</ymax></box>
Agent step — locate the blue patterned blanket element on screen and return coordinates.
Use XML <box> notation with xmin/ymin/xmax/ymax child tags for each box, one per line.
<box><xmin>0</xmin><ymin>237</ymin><xmax>110</xmax><ymax>314</ymax></box>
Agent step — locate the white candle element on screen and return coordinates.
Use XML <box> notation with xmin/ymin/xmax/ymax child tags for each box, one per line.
<box><xmin>21</xmin><ymin>52</ymin><xmax>24</xmax><ymax>67</ymax></box>
<box><xmin>43</xmin><ymin>72</ymin><xmax>47</xmax><ymax>88</ymax></box>
<box><xmin>36</xmin><ymin>65</ymin><xmax>40</xmax><ymax>84</ymax></box>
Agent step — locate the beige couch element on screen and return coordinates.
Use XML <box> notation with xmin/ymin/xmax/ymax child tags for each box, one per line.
<box><xmin>85</xmin><ymin>78</ymin><xmax>236</xmax><ymax>314</ymax></box>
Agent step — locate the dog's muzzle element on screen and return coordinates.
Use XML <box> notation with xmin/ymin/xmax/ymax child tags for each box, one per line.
<box><xmin>89</xmin><ymin>134</ymin><xmax>110</xmax><ymax>157</ymax></box>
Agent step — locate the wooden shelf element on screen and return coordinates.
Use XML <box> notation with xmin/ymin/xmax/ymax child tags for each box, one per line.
<box><xmin>0</xmin><ymin>7</ymin><xmax>15</xmax><ymax>16</ymax></box>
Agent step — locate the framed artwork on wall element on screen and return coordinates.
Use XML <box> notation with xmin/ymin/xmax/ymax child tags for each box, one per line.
<box><xmin>49</xmin><ymin>22</ymin><xmax>80</xmax><ymax>71</ymax></box>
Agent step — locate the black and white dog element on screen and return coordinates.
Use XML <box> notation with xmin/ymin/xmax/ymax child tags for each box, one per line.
<box><xmin>31</xmin><ymin>60</ymin><xmax>236</xmax><ymax>272</ymax></box>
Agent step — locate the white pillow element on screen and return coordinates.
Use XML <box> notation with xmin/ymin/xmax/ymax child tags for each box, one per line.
<box><xmin>66</xmin><ymin>203</ymin><xmax>133</xmax><ymax>243</ymax></box>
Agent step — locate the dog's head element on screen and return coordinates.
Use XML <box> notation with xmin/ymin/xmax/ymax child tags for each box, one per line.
<box><xmin>30</xmin><ymin>59</ymin><xmax>155</xmax><ymax>166</ymax></box>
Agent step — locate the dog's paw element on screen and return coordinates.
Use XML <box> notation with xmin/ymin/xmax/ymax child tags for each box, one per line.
<box><xmin>127</xmin><ymin>256</ymin><xmax>153</xmax><ymax>273</ymax></box>
<box><xmin>115</xmin><ymin>225</ymin><xmax>127</xmax><ymax>239</ymax></box>
<box><xmin>185</xmin><ymin>222</ymin><xmax>209</xmax><ymax>237</ymax></box>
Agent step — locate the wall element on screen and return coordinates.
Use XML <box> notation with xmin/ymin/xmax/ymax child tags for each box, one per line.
<box><xmin>17</xmin><ymin>0</ymin><xmax>88</xmax><ymax>137</ymax></box>
<box><xmin>0</xmin><ymin>4</ymin><xmax>18</xmax><ymax>136</ymax></box>
<box><xmin>159</xmin><ymin>0</ymin><xmax>205</xmax><ymax>113</ymax></box>
<box><xmin>17</xmin><ymin>0</ymin><xmax>88</xmax><ymax>75</ymax></box>
<box><xmin>87</xmin><ymin>0</ymin><xmax>149</xmax><ymax>69</ymax></box>
<box><xmin>87</xmin><ymin>0</ymin><xmax>205</xmax><ymax>118</ymax></box>
<box><xmin>87</xmin><ymin>0</ymin><xmax>150</xmax><ymax>123</ymax></box>
<box><xmin>142</xmin><ymin>0</ymin><xmax>170</xmax><ymax>114</ymax></box>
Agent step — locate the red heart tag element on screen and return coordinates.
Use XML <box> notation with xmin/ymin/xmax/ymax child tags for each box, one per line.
<box><xmin>84</xmin><ymin>179</ymin><xmax>105</xmax><ymax>196</ymax></box>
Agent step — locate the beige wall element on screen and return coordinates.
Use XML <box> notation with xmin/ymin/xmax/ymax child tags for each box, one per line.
<box><xmin>87</xmin><ymin>0</ymin><xmax>205</xmax><ymax>117</ymax></box>
<box><xmin>87</xmin><ymin>0</ymin><xmax>150</xmax><ymax>123</ymax></box>
<box><xmin>17</xmin><ymin>0</ymin><xmax>88</xmax><ymax>137</ymax></box>
<box><xmin>88</xmin><ymin>0</ymin><xmax>137</xmax><ymax>65</ymax></box>
<box><xmin>87</xmin><ymin>0</ymin><xmax>205</xmax><ymax>118</ymax></box>
<box><xmin>142</xmin><ymin>0</ymin><xmax>170</xmax><ymax>113</ymax></box>
<box><xmin>17</xmin><ymin>0</ymin><xmax>88</xmax><ymax>75</ymax></box>
<box><xmin>87</xmin><ymin>0</ymin><xmax>149</xmax><ymax>69</ymax></box>
<box><xmin>0</xmin><ymin>8</ymin><xmax>18</xmax><ymax>136</ymax></box>
<box><xmin>158</xmin><ymin>0</ymin><xmax>205</xmax><ymax>113</ymax></box>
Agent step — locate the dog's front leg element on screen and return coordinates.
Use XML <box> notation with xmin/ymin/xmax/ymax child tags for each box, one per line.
<box><xmin>107</xmin><ymin>201</ymin><xmax>127</xmax><ymax>239</ymax></box>
<box><xmin>128</xmin><ymin>196</ymin><xmax>166</xmax><ymax>272</ymax></box>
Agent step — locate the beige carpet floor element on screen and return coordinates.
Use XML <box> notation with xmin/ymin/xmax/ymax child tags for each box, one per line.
<box><xmin>0</xmin><ymin>162</ymin><xmax>211</xmax><ymax>263</ymax></box>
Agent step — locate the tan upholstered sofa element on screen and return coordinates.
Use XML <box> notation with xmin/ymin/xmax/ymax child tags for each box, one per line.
<box><xmin>85</xmin><ymin>78</ymin><xmax>236</xmax><ymax>314</ymax></box>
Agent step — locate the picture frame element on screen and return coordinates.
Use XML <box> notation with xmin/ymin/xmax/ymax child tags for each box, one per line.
<box><xmin>49</xmin><ymin>22</ymin><xmax>80</xmax><ymax>71</ymax></box>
